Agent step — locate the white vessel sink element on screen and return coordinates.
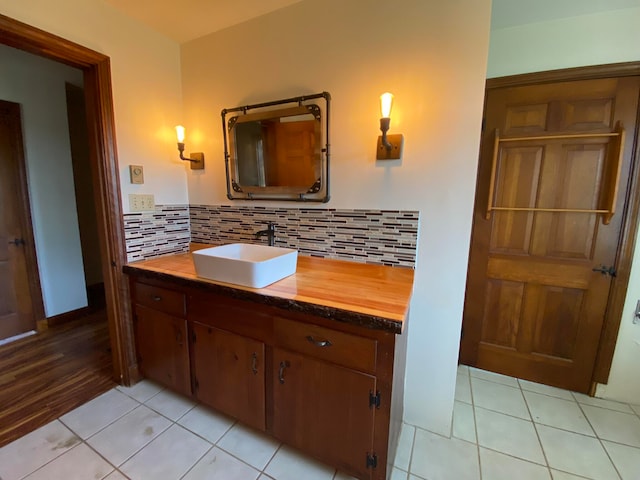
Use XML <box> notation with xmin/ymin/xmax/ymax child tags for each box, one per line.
<box><xmin>192</xmin><ymin>243</ymin><xmax>298</xmax><ymax>288</ymax></box>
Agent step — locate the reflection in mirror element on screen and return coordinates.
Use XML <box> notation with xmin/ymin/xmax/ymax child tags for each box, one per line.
<box><xmin>222</xmin><ymin>92</ymin><xmax>330</xmax><ymax>202</ymax></box>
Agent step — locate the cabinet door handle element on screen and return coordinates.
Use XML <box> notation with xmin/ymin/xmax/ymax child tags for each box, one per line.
<box><xmin>251</xmin><ymin>352</ymin><xmax>258</xmax><ymax>375</ymax></box>
<box><xmin>151</xmin><ymin>295</ymin><xmax>162</xmax><ymax>302</ymax></box>
<box><xmin>278</xmin><ymin>360</ymin><xmax>290</xmax><ymax>384</ymax></box>
<box><xmin>306</xmin><ymin>335</ymin><xmax>332</xmax><ymax>347</ymax></box>
<box><xmin>176</xmin><ymin>329</ymin><xmax>183</xmax><ymax>345</ymax></box>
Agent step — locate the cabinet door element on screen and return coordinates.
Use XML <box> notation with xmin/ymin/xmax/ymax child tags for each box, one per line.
<box><xmin>134</xmin><ymin>305</ymin><xmax>190</xmax><ymax>395</ymax></box>
<box><xmin>192</xmin><ymin>322</ymin><xmax>266</xmax><ymax>430</ymax></box>
<box><xmin>272</xmin><ymin>347</ymin><xmax>376</xmax><ymax>479</ymax></box>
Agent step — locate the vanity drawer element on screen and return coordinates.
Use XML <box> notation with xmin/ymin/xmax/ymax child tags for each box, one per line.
<box><xmin>275</xmin><ymin>317</ymin><xmax>377</xmax><ymax>374</ymax></box>
<box><xmin>133</xmin><ymin>282</ymin><xmax>186</xmax><ymax>318</ymax></box>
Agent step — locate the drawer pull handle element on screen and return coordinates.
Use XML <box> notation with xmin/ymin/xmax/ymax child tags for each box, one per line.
<box><xmin>278</xmin><ymin>360</ymin><xmax>290</xmax><ymax>384</ymax></box>
<box><xmin>306</xmin><ymin>335</ymin><xmax>332</xmax><ymax>348</ymax></box>
<box><xmin>151</xmin><ymin>295</ymin><xmax>162</xmax><ymax>302</ymax></box>
<box><xmin>251</xmin><ymin>352</ymin><xmax>258</xmax><ymax>375</ymax></box>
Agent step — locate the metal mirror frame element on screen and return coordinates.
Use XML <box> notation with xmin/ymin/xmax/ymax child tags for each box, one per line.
<box><xmin>222</xmin><ymin>92</ymin><xmax>331</xmax><ymax>202</ymax></box>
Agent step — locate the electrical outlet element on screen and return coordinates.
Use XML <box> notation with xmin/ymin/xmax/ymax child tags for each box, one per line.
<box><xmin>129</xmin><ymin>193</ymin><xmax>155</xmax><ymax>212</ymax></box>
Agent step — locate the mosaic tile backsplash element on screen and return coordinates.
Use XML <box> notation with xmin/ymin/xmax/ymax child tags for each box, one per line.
<box><xmin>190</xmin><ymin>205</ymin><xmax>419</xmax><ymax>268</ymax></box>
<box><xmin>124</xmin><ymin>205</ymin><xmax>190</xmax><ymax>262</ymax></box>
<box><xmin>124</xmin><ymin>205</ymin><xmax>419</xmax><ymax>267</ymax></box>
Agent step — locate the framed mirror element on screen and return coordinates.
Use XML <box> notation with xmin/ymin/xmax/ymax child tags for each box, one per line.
<box><xmin>222</xmin><ymin>92</ymin><xmax>330</xmax><ymax>202</ymax></box>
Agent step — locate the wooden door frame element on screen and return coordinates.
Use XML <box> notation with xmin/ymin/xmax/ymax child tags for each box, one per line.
<box><xmin>0</xmin><ymin>14</ymin><xmax>133</xmax><ymax>385</ymax></box>
<box><xmin>484</xmin><ymin>62</ymin><xmax>640</xmax><ymax>388</ymax></box>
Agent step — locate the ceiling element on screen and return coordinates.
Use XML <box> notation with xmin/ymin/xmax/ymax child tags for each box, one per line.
<box><xmin>104</xmin><ymin>0</ymin><xmax>640</xmax><ymax>43</ymax></box>
<box><xmin>103</xmin><ymin>0</ymin><xmax>303</xmax><ymax>43</ymax></box>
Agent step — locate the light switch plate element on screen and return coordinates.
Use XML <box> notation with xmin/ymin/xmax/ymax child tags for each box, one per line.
<box><xmin>129</xmin><ymin>193</ymin><xmax>155</xmax><ymax>212</ymax></box>
<box><xmin>129</xmin><ymin>165</ymin><xmax>144</xmax><ymax>184</ymax></box>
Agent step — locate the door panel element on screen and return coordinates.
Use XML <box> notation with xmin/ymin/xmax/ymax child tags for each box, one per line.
<box><xmin>0</xmin><ymin>101</ymin><xmax>36</xmax><ymax>340</ymax></box>
<box><xmin>480</xmin><ymin>279</ymin><xmax>523</xmax><ymax>349</ymax></box>
<box><xmin>531</xmin><ymin>286</ymin><xmax>583</xmax><ymax>359</ymax></box>
<box><xmin>461</xmin><ymin>76</ymin><xmax>640</xmax><ymax>392</ymax></box>
<box><xmin>272</xmin><ymin>347</ymin><xmax>376</xmax><ymax>479</ymax></box>
<box><xmin>134</xmin><ymin>305</ymin><xmax>190</xmax><ymax>395</ymax></box>
<box><xmin>191</xmin><ymin>323</ymin><xmax>266</xmax><ymax>431</ymax></box>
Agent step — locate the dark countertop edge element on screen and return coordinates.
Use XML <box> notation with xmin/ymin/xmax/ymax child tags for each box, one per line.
<box><xmin>123</xmin><ymin>264</ymin><xmax>403</xmax><ymax>335</ymax></box>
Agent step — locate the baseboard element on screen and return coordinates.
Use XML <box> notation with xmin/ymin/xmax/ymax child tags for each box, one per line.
<box><xmin>47</xmin><ymin>306</ymin><xmax>92</xmax><ymax>327</ymax></box>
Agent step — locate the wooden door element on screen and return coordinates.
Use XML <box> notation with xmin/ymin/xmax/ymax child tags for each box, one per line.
<box><xmin>134</xmin><ymin>305</ymin><xmax>190</xmax><ymax>395</ymax></box>
<box><xmin>0</xmin><ymin>100</ymin><xmax>38</xmax><ymax>340</ymax></box>
<box><xmin>191</xmin><ymin>322</ymin><xmax>266</xmax><ymax>430</ymax></box>
<box><xmin>266</xmin><ymin>120</ymin><xmax>317</xmax><ymax>187</ymax></box>
<box><xmin>272</xmin><ymin>347</ymin><xmax>376</xmax><ymax>479</ymax></box>
<box><xmin>461</xmin><ymin>77</ymin><xmax>640</xmax><ymax>392</ymax></box>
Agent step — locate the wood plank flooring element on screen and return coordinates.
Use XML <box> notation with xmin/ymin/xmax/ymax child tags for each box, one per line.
<box><xmin>0</xmin><ymin>309</ymin><xmax>116</xmax><ymax>447</ymax></box>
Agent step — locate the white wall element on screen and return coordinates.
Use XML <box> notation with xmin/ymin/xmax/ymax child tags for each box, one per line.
<box><xmin>0</xmin><ymin>44</ymin><xmax>87</xmax><ymax>316</ymax></box>
<box><xmin>0</xmin><ymin>0</ymin><xmax>187</xmax><ymax>213</ymax></box>
<box><xmin>487</xmin><ymin>6</ymin><xmax>640</xmax><ymax>78</ymax></box>
<box><xmin>181</xmin><ymin>0</ymin><xmax>491</xmax><ymax>434</ymax></box>
<box><xmin>487</xmin><ymin>5</ymin><xmax>640</xmax><ymax>403</ymax></box>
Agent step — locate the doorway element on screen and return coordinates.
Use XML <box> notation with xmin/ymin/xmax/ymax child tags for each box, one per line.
<box><xmin>460</xmin><ymin>64</ymin><xmax>640</xmax><ymax>393</ymax></box>
<box><xmin>0</xmin><ymin>14</ymin><xmax>131</xmax><ymax>384</ymax></box>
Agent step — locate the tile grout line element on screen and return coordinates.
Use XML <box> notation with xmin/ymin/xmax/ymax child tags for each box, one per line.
<box><xmin>260</xmin><ymin>442</ymin><xmax>284</xmax><ymax>478</ymax></box>
<box><xmin>59</xmin><ymin>384</ymin><xmax>272</xmax><ymax>480</ymax></box>
<box><xmin>176</xmin><ymin>443</ymin><xmax>215</xmax><ymax>480</ymax></box>
<box><xmin>10</xmin><ymin>376</ymin><xmax>635</xmax><ymax>480</ymax></box>
<box><xmin>170</xmin><ymin>400</ymin><xmax>216</xmax><ymax>480</ymax></box>
<box><xmin>15</xmin><ymin>440</ymin><xmax>83</xmax><ymax>480</ymax></box>
<box><xmin>465</xmin><ymin>371</ymin><xmax>589</xmax><ymax>471</ymax></box>
<box><xmin>154</xmin><ymin>396</ymin><xmax>271</xmax><ymax>479</ymax></box>
<box><xmin>514</xmin><ymin>383</ymin><xmax>606</xmax><ymax>439</ymax></box>
<box><xmin>72</xmin><ymin>390</ymin><xmax>174</xmax><ymax>480</ymax></box>
<box><xmin>34</xmin><ymin>385</ymin><xmax>170</xmax><ymax>480</ymax></box>
<box><xmin>122</xmin><ymin>382</ymin><xmax>334</xmax><ymax>480</ymax></box>
<box><xmin>406</xmin><ymin>422</ymin><xmax>418</xmax><ymax>479</ymax></box>
<box><xmin>517</xmin><ymin>378</ymin><xmax>553</xmax><ymax>479</ymax></box>
<box><xmin>58</xmin><ymin>388</ymin><xmax>141</xmax><ymax>441</ymax></box>
<box><xmin>574</xmin><ymin>400</ymin><xmax>624</xmax><ymax>480</ymax></box>
<box><xmin>443</xmin><ymin>371</ymin><xmax>559</xmax><ymax>476</ymax></box>
<box><xmin>467</xmin><ymin>370</ymin><xmax>483</xmax><ymax>480</ymax></box>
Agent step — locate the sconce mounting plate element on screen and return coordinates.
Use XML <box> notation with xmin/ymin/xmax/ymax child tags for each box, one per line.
<box><xmin>189</xmin><ymin>152</ymin><xmax>205</xmax><ymax>170</ymax></box>
<box><xmin>376</xmin><ymin>134</ymin><xmax>404</xmax><ymax>160</ymax></box>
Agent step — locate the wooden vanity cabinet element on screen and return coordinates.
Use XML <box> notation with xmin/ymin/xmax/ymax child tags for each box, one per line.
<box><xmin>129</xmin><ymin>278</ymin><xmax>400</xmax><ymax>480</ymax></box>
<box><xmin>131</xmin><ymin>283</ymin><xmax>190</xmax><ymax>396</ymax></box>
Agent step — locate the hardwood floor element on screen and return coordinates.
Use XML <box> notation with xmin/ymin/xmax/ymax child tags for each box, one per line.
<box><xmin>0</xmin><ymin>309</ymin><xmax>116</xmax><ymax>447</ymax></box>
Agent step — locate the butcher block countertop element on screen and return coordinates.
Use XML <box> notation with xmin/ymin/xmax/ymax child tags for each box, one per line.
<box><xmin>123</xmin><ymin>250</ymin><xmax>414</xmax><ymax>334</ymax></box>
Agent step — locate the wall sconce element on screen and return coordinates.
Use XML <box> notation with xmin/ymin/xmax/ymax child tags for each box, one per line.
<box><xmin>175</xmin><ymin>125</ymin><xmax>205</xmax><ymax>170</ymax></box>
<box><xmin>376</xmin><ymin>92</ymin><xmax>404</xmax><ymax>160</ymax></box>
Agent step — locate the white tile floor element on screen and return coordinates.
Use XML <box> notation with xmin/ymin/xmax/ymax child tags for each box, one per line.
<box><xmin>1</xmin><ymin>367</ymin><xmax>639</xmax><ymax>480</ymax></box>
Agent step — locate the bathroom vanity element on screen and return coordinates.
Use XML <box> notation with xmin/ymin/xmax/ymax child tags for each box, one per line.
<box><xmin>123</xmin><ymin>249</ymin><xmax>413</xmax><ymax>480</ymax></box>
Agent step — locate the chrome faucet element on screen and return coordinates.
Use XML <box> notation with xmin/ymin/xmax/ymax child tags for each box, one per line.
<box><xmin>255</xmin><ymin>222</ymin><xmax>276</xmax><ymax>246</ymax></box>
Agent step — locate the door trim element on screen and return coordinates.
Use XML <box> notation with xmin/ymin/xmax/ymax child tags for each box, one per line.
<box><xmin>0</xmin><ymin>14</ymin><xmax>133</xmax><ymax>385</ymax></box>
<box><xmin>485</xmin><ymin>62</ymin><xmax>640</xmax><ymax>387</ymax></box>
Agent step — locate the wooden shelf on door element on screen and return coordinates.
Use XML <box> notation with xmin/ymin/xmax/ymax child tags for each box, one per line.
<box><xmin>485</xmin><ymin>123</ymin><xmax>626</xmax><ymax>225</ymax></box>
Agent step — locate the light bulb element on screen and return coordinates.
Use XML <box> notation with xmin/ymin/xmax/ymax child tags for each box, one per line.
<box><xmin>380</xmin><ymin>92</ymin><xmax>394</xmax><ymax>118</ymax></box>
<box><xmin>175</xmin><ymin>125</ymin><xmax>185</xmax><ymax>143</ymax></box>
